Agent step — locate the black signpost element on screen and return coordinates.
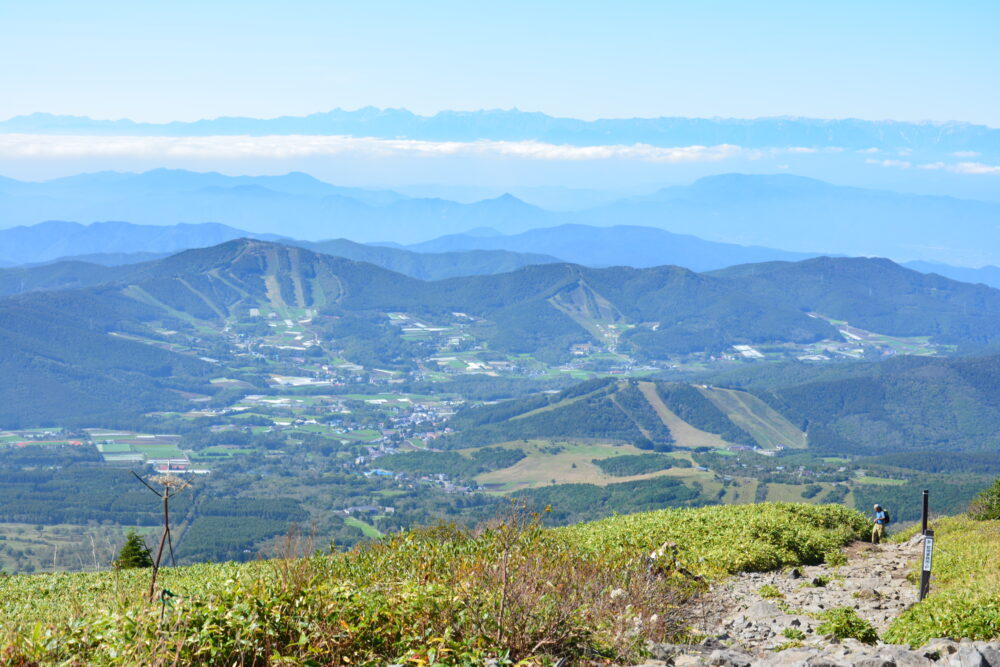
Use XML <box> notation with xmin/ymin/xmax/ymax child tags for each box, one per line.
<box><xmin>919</xmin><ymin>528</ymin><xmax>934</xmax><ymax>600</ymax></box>
<box><xmin>919</xmin><ymin>489</ymin><xmax>934</xmax><ymax>601</ymax></box>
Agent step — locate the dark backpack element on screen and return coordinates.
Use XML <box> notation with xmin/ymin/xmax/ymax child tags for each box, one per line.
<box><xmin>882</xmin><ymin>509</ymin><xmax>891</xmax><ymax>524</ymax></box>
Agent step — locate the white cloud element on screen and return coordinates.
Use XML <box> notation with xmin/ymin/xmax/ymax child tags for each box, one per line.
<box><xmin>950</xmin><ymin>151</ymin><xmax>981</xmax><ymax>158</ymax></box>
<box><xmin>866</xmin><ymin>158</ymin><xmax>911</xmax><ymax>169</ymax></box>
<box><xmin>917</xmin><ymin>160</ymin><xmax>1000</xmax><ymax>175</ymax></box>
<box><xmin>858</xmin><ymin>147</ymin><xmax>880</xmax><ymax>154</ymax></box>
<box><xmin>0</xmin><ymin>133</ymin><xmax>792</xmax><ymax>164</ymax></box>
<box><xmin>950</xmin><ymin>161</ymin><xmax>1000</xmax><ymax>175</ymax></box>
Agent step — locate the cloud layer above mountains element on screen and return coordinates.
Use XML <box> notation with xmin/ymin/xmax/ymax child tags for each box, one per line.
<box><xmin>0</xmin><ymin>133</ymin><xmax>802</xmax><ymax>164</ymax></box>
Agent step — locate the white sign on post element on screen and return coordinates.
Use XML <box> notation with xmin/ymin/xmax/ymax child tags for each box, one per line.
<box><xmin>922</xmin><ymin>535</ymin><xmax>934</xmax><ymax>572</ymax></box>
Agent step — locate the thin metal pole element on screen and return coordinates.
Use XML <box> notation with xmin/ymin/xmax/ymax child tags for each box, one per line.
<box><xmin>921</xmin><ymin>489</ymin><xmax>929</xmax><ymax>534</ymax></box>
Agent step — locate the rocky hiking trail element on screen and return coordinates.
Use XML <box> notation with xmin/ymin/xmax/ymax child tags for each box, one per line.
<box><xmin>634</xmin><ymin>535</ymin><xmax>1000</xmax><ymax>666</ymax></box>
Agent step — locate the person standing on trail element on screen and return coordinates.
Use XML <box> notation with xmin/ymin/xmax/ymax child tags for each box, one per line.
<box><xmin>871</xmin><ymin>504</ymin><xmax>890</xmax><ymax>544</ymax></box>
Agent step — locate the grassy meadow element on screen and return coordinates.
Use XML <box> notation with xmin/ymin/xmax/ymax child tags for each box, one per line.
<box><xmin>885</xmin><ymin>516</ymin><xmax>1000</xmax><ymax>646</ymax></box>
<box><xmin>0</xmin><ymin>503</ymin><xmax>868</xmax><ymax>665</ymax></box>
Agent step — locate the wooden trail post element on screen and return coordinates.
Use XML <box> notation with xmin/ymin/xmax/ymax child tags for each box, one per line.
<box><xmin>919</xmin><ymin>489</ymin><xmax>934</xmax><ymax>601</ymax></box>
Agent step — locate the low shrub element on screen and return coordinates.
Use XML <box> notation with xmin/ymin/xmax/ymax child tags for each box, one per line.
<box><xmin>816</xmin><ymin>607</ymin><xmax>879</xmax><ymax>644</ymax></box>
<box><xmin>758</xmin><ymin>584</ymin><xmax>783</xmax><ymax>599</ymax></box>
<box><xmin>823</xmin><ymin>549</ymin><xmax>847</xmax><ymax>567</ymax></box>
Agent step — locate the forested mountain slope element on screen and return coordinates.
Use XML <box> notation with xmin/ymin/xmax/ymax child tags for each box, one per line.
<box><xmin>709</xmin><ymin>353</ymin><xmax>1000</xmax><ymax>454</ymax></box>
<box><xmin>6</xmin><ymin>239</ymin><xmax>1000</xmax><ymax>426</ymax></box>
<box><xmin>712</xmin><ymin>256</ymin><xmax>1000</xmax><ymax>344</ymax></box>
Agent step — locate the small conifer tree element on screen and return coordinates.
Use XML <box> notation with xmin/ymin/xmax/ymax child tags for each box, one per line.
<box><xmin>115</xmin><ymin>530</ymin><xmax>153</xmax><ymax>569</ymax></box>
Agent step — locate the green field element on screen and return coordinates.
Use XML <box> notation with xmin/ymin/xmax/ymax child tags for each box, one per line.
<box><xmin>130</xmin><ymin>444</ymin><xmax>185</xmax><ymax>458</ymax></box>
<box><xmin>343</xmin><ymin>516</ymin><xmax>384</xmax><ymax>539</ymax></box>
<box><xmin>96</xmin><ymin>443</ymin><xmax>132</xmax><ymax>453</ymax></box>
<box><xmin>855</xmin><ymin>475</ymin><xmax>907</xmax><ymax>486</ymax></box>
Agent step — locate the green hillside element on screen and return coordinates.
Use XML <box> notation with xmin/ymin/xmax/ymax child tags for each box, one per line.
<box><xmin>711</xmin><ymin>256</ymin><xmax>1000</xmax><ymax>345</ymax></box>
<box><xmin>439</xmin><ymin>379</ymin><xmax>789</xmax><ymax>454</ymax></box>
<box><xmin>711</xmin><ymin>353</ymin><xmax>1000</xmax><ymax>454</ymax></box>
<box><xmin>0</xmin><ymin>503</ymin><xmax>868</xmax><ymax>665</ymax></box>
<box><xmin>5</xmin><ymin>239</ymin><xmax>1000</xmax><ymax>427</ymax></box>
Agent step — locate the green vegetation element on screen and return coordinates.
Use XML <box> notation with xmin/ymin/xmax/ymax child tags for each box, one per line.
<box><xmin>885</xmin><ymin>516</ymin><xmax>1000</xmax><ymax>646</ymax></box>
<box><xmin>441</xmin><ymin>380</ymin><xmax>673</xmax><ymax>451</ymax></box>
<box><xmin>0</xmin><ymin>503</ymin><xmax>867</xmax><ymax>665</ymax></box>
<box><xmin>759</xmin><ymin>584</ymin><xmax>783</xmax><ymax>599</ymax></box>
<box><xmin>516</xmin><ymin>477</ymin><xmax>703</xmax><ymax>524</ymax></box>
<box><xmin>969</xmin><ymin>478</ymin><xmax>1000</xmax><ymax>520</ymax></box>
<box><xmin>378</xmin><ymin>447</ymin><xmax>527</xmax><ymax>481</ymax></box>
<box><xmin>816</xmin><ymin>607</ymin><xmax>879</xmax><ymax>644</ymax></box>
<box><xmin>557</xmin><ymin>503</ymin><xmax>868</xmax><ymax>577</ymax></box>
<box><xmin>716</xmin><ymin>354</ymin><xmax>1000</xmax><ymax>455</ymax></box>
<box><xmin>852</xmin><ymin>478</ymin><xmax>988</xmax><ymax>523</ymax></box>
<box><xmin>592</xmin><ymin>453</ymin><xmax>689</xmax><ymax>477</ymax></box>
<box><xmin>6</xmin><ymin>237</ymin><xmax>1000</xmax><ymax>578</ymax></box>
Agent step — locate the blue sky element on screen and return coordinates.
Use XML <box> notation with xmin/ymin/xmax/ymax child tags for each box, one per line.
<box><xmin>1</xmin><ymin>0</ymin><xmax>997</xmax><ymax>125</ymax></box>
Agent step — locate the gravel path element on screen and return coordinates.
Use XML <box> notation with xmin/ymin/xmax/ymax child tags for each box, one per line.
<box><xmin>689</xmin><ymin>538</ymin><xmax>921</xmax><ymax>650</ymax></box>
<box><xmin>628</xmin><ymin>535</ymin><xmax>1000</xmax><ymax>666</ymax></box>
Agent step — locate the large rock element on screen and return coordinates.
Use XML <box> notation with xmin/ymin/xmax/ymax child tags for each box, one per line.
<box><xmin>709</xmin><ymin>648</ymin><xmax>754</xmax><ymax>667</ymax></box>
<box><xmin>948</xmin><ymin>646</ymin><xmax>988</xmax><ymax>667</ymax></box>
<box><xmin>746</xmin><ymin>601</ymin><xmax>784</xmax><ymax>620</ymax></box>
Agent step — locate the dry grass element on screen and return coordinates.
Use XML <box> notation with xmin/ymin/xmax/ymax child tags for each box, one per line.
<box><xmin>472</xmin><ymin>440</ymin><xmax>686</xmax><ymax>490</ymax></box>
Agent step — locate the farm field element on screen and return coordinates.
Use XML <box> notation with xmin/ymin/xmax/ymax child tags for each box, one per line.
<box><xmin>471</xmin><ymin>439</ymin><xmax>695</xmax><ymax>491</ymax></box>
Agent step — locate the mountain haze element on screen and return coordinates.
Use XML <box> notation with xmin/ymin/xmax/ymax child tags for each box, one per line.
<box><xmin>406</xmin><ymin>223</ymin><xmax>819</xmax><ymax>272</ymax></box>
<box><xmin>3</xmin><ymin>170</ymin><xmax>999</xmax><ymax>266</ymax></box>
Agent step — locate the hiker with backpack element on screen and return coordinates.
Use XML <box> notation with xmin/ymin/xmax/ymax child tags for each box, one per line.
<box><xmin>871</xmin><ymin>504</ymin><xmax>891</xmax><ymax>544</ymax></box>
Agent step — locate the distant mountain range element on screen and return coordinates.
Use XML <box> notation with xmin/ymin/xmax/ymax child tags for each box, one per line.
<box><xmin>400</xmin><ymin>223</ymin><xmax>819</xmax><ymax>272</ymax></box>
<box><xmin>0</xmin><ymin>220</ymin><xmax>283</xmax><ymax>266</ymax></box>
<box><xmin>5</xmin><ymin>218</ymin><xmax>1000</xmax><ymax>291</ymax></box>
<box><xmin>567</xmin><ymin>174</ymin><xmax>1000</xmax><ymax>267</ymax></box>
<box><xmin>4</xmin><ymin>109</ymin><xmax>998</xmax><ymax>158</ymax></box>
<box><xmin>0</xmin><ymin>221</ymin><xmax>561</xmax><ymax>284</ymax></box>
<box><xmin>0</xmin><ymin>169</ymin><xmax>549</xmax><ymax>242</ymax></box>
<box><xmin>3</xmin><ymin>170</ymin><xmax>1000</xmax><ymax>265</ymax></box>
